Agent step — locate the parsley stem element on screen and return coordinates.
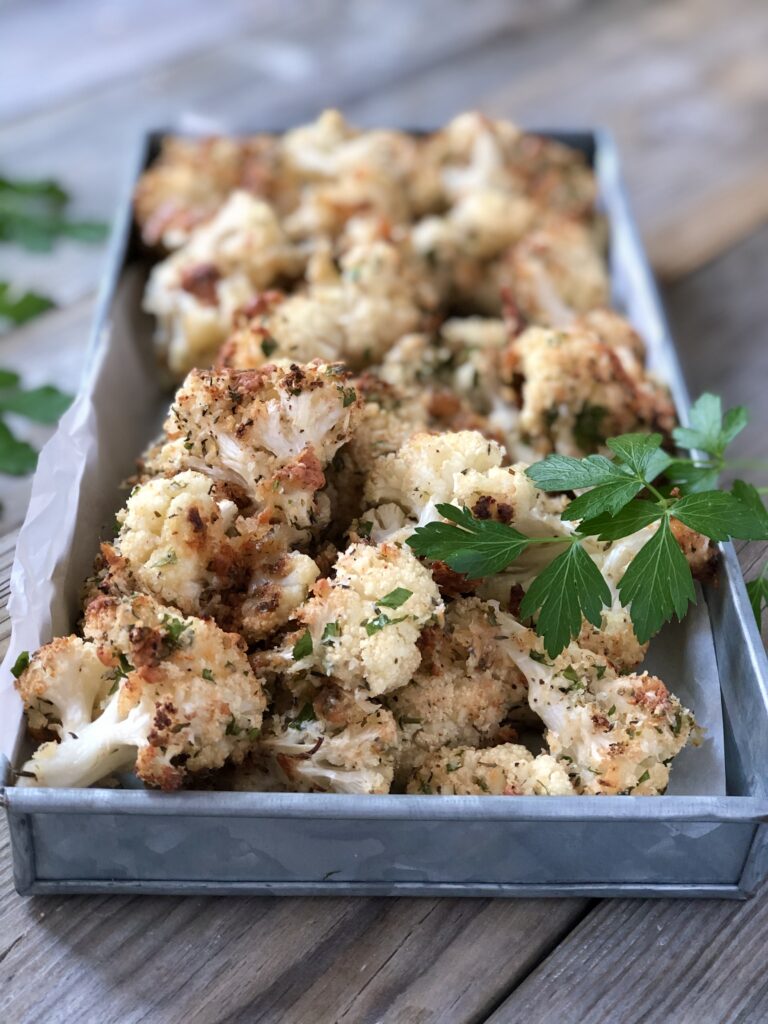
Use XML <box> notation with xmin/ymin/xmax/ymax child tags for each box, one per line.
<box><xmin>644</xmin><ymin>480</ymin><xmax>669</xmax><ymax>506</ymax></box>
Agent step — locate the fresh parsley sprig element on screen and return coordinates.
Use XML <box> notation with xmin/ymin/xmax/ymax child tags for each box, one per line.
<box><xmin>407</xmin><ymin>399</ymin><xmax>768</xmax><ymax>657</ymax></box>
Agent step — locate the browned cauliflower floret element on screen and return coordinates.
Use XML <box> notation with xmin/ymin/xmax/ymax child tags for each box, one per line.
<box><xmin>99</xmin><ymin>471</ymin><xmax>319</xmax><ymax>642</ymax></box>
<box><xmin>387</xmin><ymin>598</ymin><xmax>528</xmax><ymax>778</ymax></box>
<box><xmin>501</xmin><ymin>218</ymin><xmax>609</xmax><ymax>325</ymax></box>
<box><xmin>13</xmin><ymin>636</ymin><xmax>115</xmax><ymax>741</ymax></box>
<box><xmin>142</xmin><ymin>363</ymin><xmax>359</xmax><ymax>541</ymax></box>
<box><xmin>281</xmin><ymin>109</ymin><xmax>418</xmax><ymax>239</ymax></box>
<box><xmin>406</xmin><ymin>743</ymin><xmax>576</xmax><ymax>796</ymax></box>
<box><xmin>235</xmin><ymin>683</ymin><xmax>398</xmax><ymax>794</ymax></box>
<box><xmin>218</xmin><ymin>240</ymin><xmax>425</xmax><ymax>371</ymax></box>
<box><xmin>412</xmin><ymin>112</ymin><xmax>596</xmax><ymax>221</ymax></box>
<box><xmin>133</xmin><ymin>133</ymin><xmax>288</xmax><ymax>249</ymax></box>
<box><xmin>502</xmin><ymin>619</ymin><xmax>696</xmax><ymax>795</ymax></box>
<box><xmin>16</xmin><ymin>594</ymin><xmax>267</xmax><ymax>790</ymax></box>
<box><xmin>572</xmin><ymin>308</ymin><xmax>647</xmax><ymax>361</ymax></box>
<box><xmin>284</xmin><ymin>541</ymin><xmax>444</xmax><ymax>696</ymax></box>
<box><xmin>500</xmin><ymin>324</ymin><xmax>675</xmax><ymax>456</ymax></box>
<box><xmin>143</xmin><ymin>191</ymin><xmax>305</xmax><ymax>375</ymax></box>
<box><xmin>363</xmin><ymin>430</ymin><xmax>566</xmax><ymax>550</ymax></box>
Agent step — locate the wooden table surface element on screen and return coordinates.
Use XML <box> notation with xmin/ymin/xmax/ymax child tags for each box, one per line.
<box><xmin>2</xmin><ymin>2</ymin><xmax>768</xmax><ymax>1021</ymax></box>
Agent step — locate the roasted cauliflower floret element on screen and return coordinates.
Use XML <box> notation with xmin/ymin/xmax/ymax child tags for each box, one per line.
<box><xmin>407</xmin><ymin>743</ymin><xmax>576</xmax><ymax>796</ymax></box>
<box><xmin>100</xmin><ymin>471</ymin><xmax>319</xmax><ymax>642</ymax></box>
<box><xmin>219</xmin><ymin>240</ymin><xmax>425</xmax><ymax>371</ymax></box>
<box><xmin>238</xmin><ymin>683</ymin><xmax>398</xmax><ymax>794</ymax></box>
<box><xmin>503</xmin><ymin>218</ymin><xmax>609</xmax><ymax>325</ymax></box>
<box><xmin>133</xmin><ymin>134</ymin><xmax>288</xmax><ymax>249</ymax></box>
<box><xmin>501</xmin><ymin>324</ymin><xmax>675</xmax><ymax>455</ymax></box>
<box><xmin>143</xmin><ymin>363</ymin><xmax>359</xmax><ymax>539</ymax></box>
<box><xmin>16</xmin><ymin>594</ymin><xmax>267</xmax><ymax>789</ymax></box>
<box><xmin>364</xmin><ymin>430</ymin><xmax>567</xmax><ymax>551</ymax></box>
<box><xmin>281</xmin><ymin>109</ymin><xmax>418</xmax><ymax>238</ymax></box>
<box><xmin>413</xmin><ymin>112</ymin><xmax>596</xmax><ymax>220</ymax></box>
<box><xmin>143</xmin><ymin>191</ymin><xmax>305</xmax><ymax>375</ymax></box>
<box><xmin>13</xmin><ymin>636</ymin><xmax>115</xmax><ymax>740</ymax></box>
<box><xmin>503</xmin><ymin>620</ymin><xmax>695</xmax><ymax>795</ymax></box>
<box><xmin>387</xmin><ymin>598</ymin><xmax>528</xmax><ymax>777</ymax></box>
<box><xmin>286</xmin><ymin>541</ymin><xmax>444</xmax><ymax>696</ymax></box>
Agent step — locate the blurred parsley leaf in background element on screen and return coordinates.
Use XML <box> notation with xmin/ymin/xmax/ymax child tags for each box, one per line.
<box><xmin>0</xmin><ymin>282</ymin><xmax>55</xmax><ymax>328</ymax></box>
<box><xmin>0</xmin><ymin>174</ymin><xmax>107</xmax><ymax>252</ymax></box>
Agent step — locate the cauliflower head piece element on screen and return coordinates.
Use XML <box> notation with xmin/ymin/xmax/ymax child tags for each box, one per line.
<box><xmin>16</xmin><ymin>594</ymin><xmax>267</xmax><ymax>789</ymax></box>
<box><xmin>143</xmin><ymin>362</ymin><xmax>360</xmax><ymax>539</ymax></box>
<box><xmin>143</xmin><ymin>191</ymin><xmax>305</xmax><ymax>375</ymax></box>
<box><xmin>237</xmin><ymin>682</ymin><xmax>398</xmax><ymax>794</ymax></box>
<box><xmin>286</xmin><ymin>541</ymin><xmax>444</xmax><ymax>696</ymax></box>
<box><xmin>387</xmin><ymin>597</ymin><xmax>528</xmax><ymax>778</ymax></box>
<box><xmin>101</xmin><ymin>470</ymin><xmax>319</xmax><ymax>642</ymax></box>
<box><xmin>502</xmin><ymin>619</ymin><xmax>696</xmax><ymax>795</ymax></box>
<box><xmin>500</xmin><ymin>323</ymin><xmax>675</xmax><ymax>456</ymax></box>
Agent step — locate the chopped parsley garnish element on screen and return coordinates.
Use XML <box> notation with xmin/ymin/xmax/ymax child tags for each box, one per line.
<box><xmin>260</xmin><ymin>337</ymin><xmax>278</xmax><ymax>358</ymax></box>
<box><xmin>292</xmin><ymin>629</ymin><xmax>313</xmax><ymax>660</ymax></box>
<box><xmin>202</xmin><ymin>668</ymin><xmax>215</xmax><ymax>682</ymax></box>
<box><xmin>10</xmin><ymin>650</ymin><xmax>30</xmax><ymax>678</ymax></box>
<box><xmin>364</xmin><ymin>611</ymin><xmax>407</xmax><ymax>636</ymax></box>
<box><xmin>288</xmin><ymin>703</ymin><xmax>317</xmax><ymax>729</ymax></box>
<box><xmin>162</xmin><ymin>615</ymin><xmax>190</xmax><ymax>648</ymax></box>
<box><xmin>377</xmin><ymin>587</ymin><xmax>413</xmax><ymax>609</ymax></box>
<box><xmin>321</xmin><ymin>621</ymin><xmax>340</xmax><ymax>645</ymax></box>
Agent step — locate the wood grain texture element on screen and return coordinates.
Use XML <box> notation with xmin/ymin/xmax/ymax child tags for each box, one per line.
<box><xmin>485</xmin><ymin>886</ymin><xmax>768</xmax><ymax>1024</ymax></box>
<box><xmin>1</xmin><ymin>2</ymin><xmax>768</xmax><ymax>1022</ymax></box>
<box><xmin>0</xmin><ymin>821</ymin><xmax>589</xmax><ymax>1024</ymax></box>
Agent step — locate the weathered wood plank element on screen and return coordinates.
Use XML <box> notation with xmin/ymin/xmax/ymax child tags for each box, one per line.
<box><xmin>0</xmin><ymin>0</ymin><xmax>299</xmax><ymax>124</ymax></box>
<box><xmin>485</xmin><ymin>885</ymin><xmax>768</xmax><ymax>1024</ymax></box>
<box><xmin>0</xmin><ymin>821</ymin><xmax>589</xmax><ymax>1024</ymax></box>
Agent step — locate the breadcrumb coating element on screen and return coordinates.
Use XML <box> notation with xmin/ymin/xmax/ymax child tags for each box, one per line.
<box><xmin>16</xmin><ymin>594</ymin><xmax>267</xmax><ymax>790</ymax></box>
<box><xmin>407</xmin><ymin>743</ymin><xmax>575</xmax><ymax>795</ymax></box>
<box><xmin>285</xmin><ymin>541</ymin><xmax>444</xmax><ymax>697</ymax></box>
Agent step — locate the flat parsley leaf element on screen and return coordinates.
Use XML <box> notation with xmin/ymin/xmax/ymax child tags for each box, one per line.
<box><xmin>0</xmin><ymin>175</ymin><xmax>107</xmax><ymax>253</ymax></box>
<box><xmin>519</xmin><ymin>543</ymin><xmax>611</xmax><ymax>658</ymax></box>
<box><xmin>747</xmin><ymin>569</ymin><xmax>768</xmax><ymax>629</ymax></box>
<box><xmin>0</xmin><ymin>282</ymin><xmax>54</xmax><ymax>327</ymax></box>
<box><xmin>672</xmin><ymin>393</ymin><xmax>749</xmax><ymax>458</ymax></box>
<box><xmin>578</xmin><ymin>500</ymin><xmax>663</xmax><ymax>541</ymax></box>
<box><xmin>671</xmin><ymin>491</ymin><xmax>768</xmax><ymax>541</ymax></box>
<box><xmin>618</xmin><ymin>517</ymin><xmax>695</xmax><ymax>643</ymax></box>
<box><xmin>605</xmin><ymin>433</ymin><xmax>668</xmax><ymax>478</ymax></box>
<box><xmin>377</xmin><ymin>587</ymin><xmax>413</xmax><ymax>609</ymax></box>
<box><xmin>0</xmin><ymin>381</ymin><xmax>71</xmax><ymax>423</ymax></box>
<box><xmin>0</xmin><ymin>419</ymin><xmax>37</xmax><ymax>474</ymax></box>
<box><xmin>526</xmin><ymin>453</ymin><xmax>624</xmax><ymax>491</ymax></box>
<box><xmin>292</xmin><ymin>629</ymin><xmax>313</xmax><ymax>660</ymax></box>
<box><xmin>731</xmin><ymin>480</ymin><xmax>768</xmax><ymax>534</ymax></box>
<box><xmin>407</xmin><ymin>503</ymin><xmax>531</xmax><ymax>577</ymax></box>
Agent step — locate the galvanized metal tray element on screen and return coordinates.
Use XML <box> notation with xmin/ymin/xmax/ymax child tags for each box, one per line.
<box><xmin>2</xmin><ymin>128</ymin><xmax>768</xmax><ymax>898</ymax></box>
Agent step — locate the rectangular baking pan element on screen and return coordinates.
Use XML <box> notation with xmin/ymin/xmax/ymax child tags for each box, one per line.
<box><xmin>2</xmin><ymin>127</ymin><xmax>768</xmax><ymax>898</ymax></box>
